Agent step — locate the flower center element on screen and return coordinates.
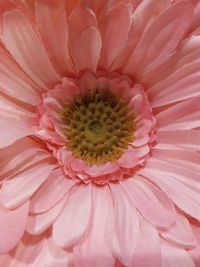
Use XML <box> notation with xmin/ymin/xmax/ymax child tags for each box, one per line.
<box><xmin>61</xmin><ymin>89</ymin><xmax>135</xmax><ymax>165</ymax></box>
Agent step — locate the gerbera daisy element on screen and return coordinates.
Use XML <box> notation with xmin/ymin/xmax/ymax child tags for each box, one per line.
<box><xmin>0</xmin><ymin>0</ymin><xmax>200</xmax><ymax>266</ymax></box>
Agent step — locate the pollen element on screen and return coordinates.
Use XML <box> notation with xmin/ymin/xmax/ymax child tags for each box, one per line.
<box><xmin>61</xmin><ymin>89</ymin><xmax>135</xmax><ymax>166</ymax></box>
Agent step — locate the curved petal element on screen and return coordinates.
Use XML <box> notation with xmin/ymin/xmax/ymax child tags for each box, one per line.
<box><xmin>161</xmin><ymin>212</ymin><xmax>197</xmax><ymax>249</ymax></box>
<box><xmin>121</xmin><ymin>177</ymin><xmax>175</xmax><ymax>229</ymax></box>
<box><xmin>0</xmin><ymin>201</ymin><xmax>29</xmax><ymax>254</ymax></box>
<box><xmin>0</xmin><ymin>160</ymin><xmax>55</xmax><ymax>209</ymax></box>
<box><xmin>73</xmin><ymin>26</ymin><xmax>102</xmax><ymax>73</ymax></box>
<box><xmin>3</xmin><ymin>10</ymin><xmax>60</xmax><ymax>89</ymax></box>
<box><xmin>53</xmin><ymin>183</ymin><xmax>92</xmax><ymax>248</ymax></box>
<box><xmin>110</xmin><ymin>183</ymin><xmax>139</xmax><ymax>267</ymax></box>
<box><xmin>73</xmin><ymin>185</ymin><xmax>115</xmax><ymax>267</ymax></box>
<box><xmin>35</xmin><ymin>0</ymin><xmax>74</xmax><ymax>75</ymax></box>
<box><xmin>0</xmin><ymin>117</ymin><xmax>33</xmax><ymax>149</ymax></box>
<box><xmin>30</xmin><ymin>169</ymin><xmax>75</xmax><ymax>213</ymax></box>
<box><xmin>131</xmin><ymin>217</ymin><xmax>161</xmax><ymax>267</ymax></box>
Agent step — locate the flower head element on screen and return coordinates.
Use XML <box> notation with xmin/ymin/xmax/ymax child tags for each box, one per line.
<box><xmin>0</xmin><ymin>0</ymin><xmax>200</xmax><ymax>266</ymax></box>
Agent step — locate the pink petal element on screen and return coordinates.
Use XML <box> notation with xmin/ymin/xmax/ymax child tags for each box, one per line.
<box><xmin>53</xmin><ymin>183</ymin><xmax>92</xmax><ymax>247</ymax></box>
<box><xmin>121</xmin><ymin>177</ymin><xmax>175</xmax><ymax>229</ymax></box>
<box><xmin>0</xmin><ymin>117</ymin><xmax>32</xmax><ymax>149</ymax></box>
<box><xmin>0</xmin><ymin>160</ymin><xmax>55</xmax><ymax>209</ymax></box>
<box><xmin>99</xmin><ymin>3</ymin><xmax>132</xmax><ymax>70</ymax></box>
<box><xmin>3</xmin><ymin>10</ymin><xmax>60</xmax><ymax>89</ymax></box>
<box><xmin>161</xmin><ymin>241</ymin><xmax>195</xmax><ymax>267</ymax></box>
<box><xmin>35</xmin><ymin>0</ymin><xmax>74</xmax><ymax>75</ymax></box>
<box><xmin>73</xmin><ymin>185</ymin><xmax>115</xmax><ymax>267</ymax></box>
<box><xmin>27</xmin><ymin>196</ymin><xmax>66</xmax><ymax>235</ymax></box>
<box><xmin>161</xmin><ymin>212</ymin><xmax>197</xmax><ymax>249</ymax></box>
<box><xmin>0</xmin><ymin>47</ymin><xmax>41</xmax><ymax>104</ymax></box>
<box><xmin>0</xmin><ymin>137</ymin><xmax>39</xmax><ymax>178</ymax></box>
<box><xmin>139</xmin><ymin>161</ymin><xmax>200</xmax><ymax>220</ymax></box>
<box><xmin>131</xmin><ymin>217</ymin><xmax>161</xmax><ymax>267</ymax></box>
<box><xmin>124</xmin><ymin>1</ymin><xmax>193</xmax><ymax>77</ymax></box>
<box><xmin>32</xmin><ymin>237</ymin><xmax>70</xmax><ymax>267</ymax></box>
<box><xmin>156</xmin><ymin>97</ymin><xmax>200</xmax><ymax>131</ymax></box>
<box><xmin>74</xmin><ymin>26</ymin><xmax>102</xmax><ymax>73</ymax></box>
<box><xmin>110</xmin><ymin>183</ymin><xmax>139</xmax><ymax>267</ymax></box>
<box><xmin>156</xmin><ymin>130</ymin><xmax>200</xmax><ymax>150</ymax></box>
<box><xmin>68</xmin><ymin>3</ymin><xmax>97</xmax><ymax>56</ymax></box>
<box><xmin>0</xmin><ymin>201</ymin><xmax>29</xmax><ymax>254</ymax></box>
<box><xmin>30</xmin><ymin>169</ymin><xmax>75</xmax><ymax>213</ymax></box>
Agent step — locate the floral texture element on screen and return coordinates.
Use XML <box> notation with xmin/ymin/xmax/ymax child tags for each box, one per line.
<box><xmin>0</xmin><ymin>0</ymin><xmax>200</xmax><ymax>266</ymax></box>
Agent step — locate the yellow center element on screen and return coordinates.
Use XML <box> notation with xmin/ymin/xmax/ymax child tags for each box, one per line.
<box><xmin>61</xmin><ymin>89</ymin><xmax>135</xmax><ymax>165</ymax></box>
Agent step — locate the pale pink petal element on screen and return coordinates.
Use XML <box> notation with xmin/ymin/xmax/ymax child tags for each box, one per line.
<box><xmin>73</xmin><ymin>185</ymin><xmax>115</xmax><ymax>267</ymax></box>
<box><xmin>110</xmin><ymin>183</ymin><xmax>139</xmax><ymax>267</ymax></box>
<box><xmin>27</xmin><ymin>196</ymin><xmax>66</xmax><ymax>235</ymax></box>
<box><xmin>74</xmin><ymin>26</ymin><xmax>102</xmax><ymax>73</ymax></box>
<box><xmin>0</xmin><ymin>201</ymin><xmax>29</xmax><ymax>254</ymax></box>
<box><xmin>0</xmin><ymin>137</ymin><xmax>40</xmax><ymax>179</ymax></box>
<box><xmin>152</xmin><ymin>149</ymin><xmax>200</xmax><ymax>174</ymax></box>
<box><xmin>161</xmin><ymin>241</ymin><xmax>195</xmax><ymax>267</ymax></box>
<box><xmin>3</xmin><ymin>10</ymin><xmax>60</xmax><ymax>89</ymax></box>
<box><xmin>32</xmin><ymin>237</ymin><xmax>70</xmax><ymax>267</ymax></box>
<box><xmin>131</xmin><ymin>217</ymin><xmax>161</xmax><ymax>267</ymax></box>
<box><xmin>161</xmin><ymin>212</ymin><xmax>197</xmax><ymax>249</ymax></box>
<box><xmin>156</xmin><ymin>97</ymin><xmax>200</xmax><ymax>131</ymax></box>
<box><xmin>35</xmin><ymin>0</ymin><xmax>74</xmax><ymax>75</ymax></box>
<box><xmin>0</xmin><ymin>160</ymin><xmax>55</xmax><ymax>209</ymax></box>
<box><xmin>121</xmin><ymin>177</ymin><xmax>175</xmax><ymax>229</ymax></box>
<box><xmin>99</xmin><ymin>3</ymin><xmax>132</xmax><ymax>70</ymax></box>
<box><xmin>0</xmin><ymin>117</ymin><xmax>33</xmax><ymax>149</ymax></box>
<box><xmin>124</xmin><ymin>1</ymin><xmax>193</xmax><ymax>77</ymax></box>
<box><xmin>0</xmin><ymin>47</ymin><xmax>41</xmax><ymax>104</ymax></box>
<box><xmin>53</xmin><ymin>183</ymin><xmax>92</xmax><ymax>247</ymax></box>
<box><xmin>139</xmin><ymin>163</ymin><xmax>200</xmax><ymax>220</ymax></box>
<box><xmin>156</xmin><ymin>130</ymin><xmax>200</xmax><ymax>150</ymax></box>
<box><xmin>30</xmin><ymin>169</ymin><xmax>75</xmax><ymax>213</ymax></box>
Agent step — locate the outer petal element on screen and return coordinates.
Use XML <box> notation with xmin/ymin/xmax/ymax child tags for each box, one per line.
<box><xmin>0</xmin><ymin>117</ymin><xmax>32</xmax><ymax>149</ymax></box>
<box><xmin>32</xmin><ymin>238</ymin><xmax>70</xmax><ymax>267</ymax></box>
<box><xmin>3</xmin><ymin>10</ymin><xmax>60</xmax><ymax>89</ymax></box>
<box><xmin>161</xmin><ymin>241</ymin><xmax>195</xmax><ymax>267</ymax></box>
<box><xmin>53</xmin><ymin>183</ymin><xmax>92</xmax><ymax>247</ymax></box>
<box><xmin>121</xmin><ymin>177</ymin><xmax>175</xmax><ymax>229</ymax></box>
<box><xmin>30</xmin><ymin>169</ymin><xmax>75</xmax><ymax>213</ymax></box>
<box><xmin>0</xmin><ymin>159</ymin><xmax>55</xmax><ymax>209</ymax></box>
<box><xmin>73</xmin><ymin>185</ymin><xmax>115</xmax><ymax>267</ymax></box>
<box><xmin>0</xmin><ymin>201</ymin><xmax>29</xmax><ymax>254</ymax></box>
<box><xmin>35</xmin><ymin>0</ymin><xmax>74</xmax><ymax>75</ymax></box>
<box><xmin>131</xmin><ymin>217</ymin><xmax>161</xmax><ymax>267</ymax></box>
<box><xmin>156</xmin><ymin>97</ymin><xmax>200</xmax><ymax>131</ymax></box>
<box><xmin>0</xmin><ymin>47</ymin><xmax>41</xmax><ymax>104</ymax></box>
<box><xmin>110</xmin><ymin>183</ymin><xmax>139</xmax><ymax>267</ymax></box>
<box><xmin>124</xmin><ymin>1</ymin><xmax>193</xmax><ymax>77</ymax></box>
<box><xmin>161</xmin><ymin>212</ymin><xmax>197</xmax><ymax>249</ymax></box>
<box><xmin>73</xmin><ymin>26</ymin><xmax>102</xmax><ymax>73</ymax></box>
<box><xmin>99</xmin><ymin>3</ymin><xmax>132</xmax><ymax>70</ymax></box>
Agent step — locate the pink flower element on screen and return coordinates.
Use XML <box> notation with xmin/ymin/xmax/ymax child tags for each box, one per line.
<box><xmin>0</xmin><ymin>0</ymin><xmax>200</xmax><ymax>266</ymax></box>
